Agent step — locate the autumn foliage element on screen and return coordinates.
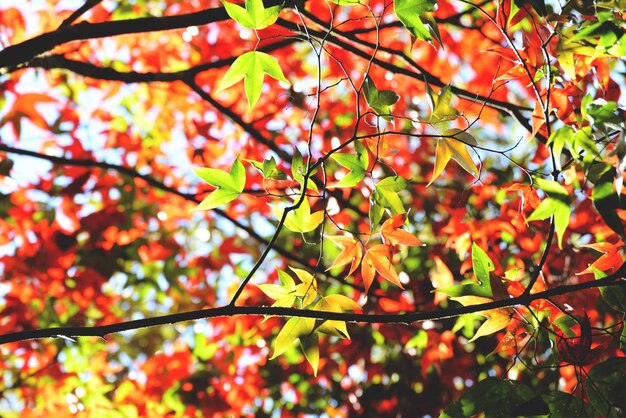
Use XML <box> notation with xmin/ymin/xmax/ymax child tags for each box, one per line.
<box><xmin>0</xmin><ymin>0</ymin><xmax>625</xmax><ymax>416</ymax></box>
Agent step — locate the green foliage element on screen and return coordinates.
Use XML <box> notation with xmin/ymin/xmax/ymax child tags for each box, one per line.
<box><xmin>394</xmin><ymin>0</ymin><xmax>439</xmax><ymax>44</ymax></box>
<box><xmin>248</xmin><ymin>156</ymin><xmax>287</xmax><ymax>180</ymax></box>
<box><xmin>329</xmin><ymin>141</ymin><xmax>368</xmax><ymax>188</ymax></box>
<box><xmin>586</xmin><ymin>358</ymin><xmax>626</xmax><ymax>417</ymax></box>
<box><xmin>222</xmin><ymin>0</ymin><xmax>283</xmax><ymax>30</ymax></box>
<box><xmin>192</xmin><ymin>157</ymin><xmax>246</xmax><ymax>210</ymax></box>
<box><xmin>270</xmin><ymin>195</ymin><xmax>324</xmax><ymax>233</ymax></box>
<box><xmin>363</xmin><ymin>75</ymin><xmax>400</xmax><ymax>120</ymax></box>
<box><xmin>592</xmin><ymin>168</ymin><xmax>625</xmax><ymax>239</ymax></box>
<box><xmin>440</xmin><ymin>378</ymin><xmax>549</xmax><ymax>417</ymax></box>
<box><xmin>291</xmin><ymin>148</ymin><xmax>318</xmax><ymax>192</ymax></box>
<box><xmin>216</xmin><ymin>51</ymin><xmax>289</xmax><ymax>113</ymax></box>
<box><xmin>527</xmin><ymin>178</ymin><xmax>571</xmax><ymax>248</ymax></box>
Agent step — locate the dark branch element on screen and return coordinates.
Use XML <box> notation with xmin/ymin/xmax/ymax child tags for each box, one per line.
<box><xmin>0</xmin><ymin>7</ymin><xmax>229</xmax><ymax>69</ymax></box>
<box><xmin>2</xmin><ymin>263</ymin><xmax>624</xmax><ymax>345</ymax></box>
<box><xmin>59</xmin><ymin>0</ymin><xmax>104</xmax><ymax>28</ymax></box>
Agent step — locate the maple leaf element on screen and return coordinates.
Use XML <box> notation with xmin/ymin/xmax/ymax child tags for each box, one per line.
<box><xmin>299</xmin><ymin>334</ymin><xmax>320</xmax><ymax>376</ymax></box>
<box><xmin>326</xmin><ymin>234</ymin><xmax>363</xmax><ymax>276</ymax></box>
<box><xmin>394</xmin><ymin>0</ymin><xmax>439</xmax><ymax>44</ymax></box>
<box><xmin>271</xmin><ymin>316</ymin><xmax>315</xmax><ymax>359</ymax></box>
<box><xmin>362</xmin><ymin>244</ymin><xmax>403</xmax><ymax>293</ymax></box>
<box><xmin>0</xmin><ymin>93</ymin><xmax>57</xmax><ymax>137</ymax></box>
<box><xmin>247</xmin><ymin>156</ymin><xmax>287</xmax><ymax>181</ymax></box>
<box><xmin>451</xmin><ymin>295</ymin><xmax>513</xmax><ymax>342</ymax></box>
<box><xmin>371</xmin><ymin>176</ymin><xmax>408</xmax><ymax>229</ymax></box>
<box><xmin>222</xmin><ymin>0</ymin><xmax>283</xmax><ymax>30</ymax></box>
<box><xmin>313</xmin><ymin>294</ymin><xmax>360</xmax><ymax>338</ymax></box>
<box><xmin>290</xmin><ymin>267</ymin><xmax>319</xmax><ymax>308</ymax></box>
<box><xmin>259</xmin><ymin>267</ymin><xmax>317</xmax><ymax>309</ymax></box>
<box><xmin>527</xmin><ymin>178</ymin><xmax>571</xmax><ymax>249</ymax></box>
<box><xmin>363</xmin><ymin>75</ymin><xmax>399</xmax><ymax>121</ymax></box>
<box><xmin>437</xmin><ymin>243</ymin><xmax>495</xmax><ymax>299</ymax></box>
<box><xmin>257</xmin><ymin>269</ymin><xmax>297</xmax><ymax>308</ymax></box>
<box><xmin>192</xmin><ymin>157</ymin><xmax>246</xmax><ymax>210</ymax></box>
<box><xmin>291</xmin><ymin>148</ymin><xmax>319</xmax><ymax>192</ymax></box>
<box><xmin>429</xmin><ymin>85</ymin><xmax>459</xmax><ymax>124</ymax></box>
<box><xmin>555</xmin><ymin>313</ymin><xmax>595</xmax><ymax>366</ymax></box>
<box><xmin>270</xmin><ymin>196</ymin><xmax>324</xmax><ymax>233</ymax></box>
<box><xmin>216</xmin><ymin>51</ymin><xmax>289</xmax><ymax>113</ymax></box>
<box><xmin>431</xmin><ymin>256</ymin><xmax>454</xmax><ymax>304</ymax></box>
<box><xmin>427</xmin><ymin>129</ymin><xmax>479</xmax><ymax>186</ymax></box>
<box><xmin>329</xmin><ymin>141</ymin><xmax>369</xmax><ymax>188</ymax></box>
<box><xmin>577</xmin><ymin>241</ymin><xmax>623</xmax><ymax>276</ymax></box>
<box><xmin>380</xmin><ymin>213</ymin><xmax>422</xmax><ymax>246</ymax></box>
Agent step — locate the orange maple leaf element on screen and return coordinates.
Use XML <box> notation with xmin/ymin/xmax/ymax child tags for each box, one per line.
<box><xmin>327</xmin><ymin>234</ymin><xmax>364</xmax><ymax>277</ymax></box>
<box><xmin>362</xmin><ymin>244</ymin><xmax>404</xmax><ymax>293</ymax></box>
<box><xmin>381</xmin><ymin>213</ymin><xmax>422</xmax><ymax>246</ymax></box>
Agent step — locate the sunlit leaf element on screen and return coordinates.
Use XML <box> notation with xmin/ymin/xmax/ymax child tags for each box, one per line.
<box><xmin>299</xmin><ymin>334</ymin><xmax>320</xmax><ymax>376</ymax></box>
<box><xmin>271</xmin><ymin>197</ymin><xmax>324</xmax><ymax>233</ymax></box>
<box><xmin>291</xmin><ymin>148</ymin><xmax>319</xmax><ymax>192</ymax></box>
<box><xmin>248</xmin><ymin>156</ymin><xmax>287</xmax><ymax>180</ymax></box>
<box><xmin>290</xmin><ymin>267</ymin><xmax>318</xmax><ymax>307</ymax></box>
<box><xmin>527</xmin><ymin>197</ymin><xmax>570</xmax><ymax>248</ymax></box>
<box><xmin>427</xmin><ymin>132</ymin><xmax>479</xmax><ymax>186</ymax></box>
<box><xmin>271</xmin><ymin>317</ymin><xmax>315</xmax><ymax>359</ymax></box>
<box><xmin>451</xmin><ymin>296</ymin><xmax>512</xmax><ymax>342</ymax></box>
<box><xmin>216</xmin><ymin>51</ymin><xmax>289</xmax><ymax>113</ymax></box>
<box><xmin>394</xmin><ymin>0</ymin><xmax>438</xmax><ymax>43</ymax></box>
<box><xmin>192</xmin><ymin>158</ymin><xmax>246</xmax><ymax>210</ymax></box>
<box><xmin>375</xmin><ymin>176</ymin><xmax>407</xmax><ymax>214</ymax></box>
<box><xmin>314</xmin><ymin>294</ymin><xmax>360</xmax><ymax>338</ymax></box>
<box><xmin>222</xmin><ymin>0</ymin><xmax>283</xmax><ymax>30</ymax></box>
<box><xmin>381</xmin><ymin>213</ymin><xmax>422</xmax><ymax>246</ymax></box>
<box><xmin>468</xmin><ymin>309</ymin><xmax>512</xmax><ymax>342</ymax></box>
<box><xmin>327</xmin><ymin>234</ymin><xmax>363</xmax><ymax>276</ymax></box>
<box><xmin>431</xmin><ymin>256</ymin><xmax>454</xmax><ymax>304</ymax></box>
<box><xmin>363</xmin><ymin>75</ymin><xmax>400</xmax><ymax>120</ymax></box>
<box><xmin>330</xmin><ymin>141</ymin><xmax>369</xmax><ymax>188</ymax></box>
<box><xmin>364</xmin><ymin>244</ymin><xmax>403</xmax><ymax>290</ymax></box>
<box><xmin>471</xmin><ymin>242</ymin><xmax>494</xmax><ymax>294</ymax></box>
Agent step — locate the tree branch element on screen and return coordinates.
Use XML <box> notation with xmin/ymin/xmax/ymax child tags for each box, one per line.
<box><xmin>0</xmin><ymin>1</ymin><xmax>290</xmax><ymax>70</ymax></box>
<box><xmin>58</xmin><ymin>0</ymin><xmax>104</xmax><ymax>28</ymax></box>
<box><xmin>2</xmin><ymin>263</ymin><xmax>624</xmax><ymax>345</ymax></box>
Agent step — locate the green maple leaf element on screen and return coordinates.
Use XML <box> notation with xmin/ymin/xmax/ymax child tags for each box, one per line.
<box><xmin>527</xmin><ymin>178</ymin><xmax>571</xmax><ymax>249</ymax></box>
<box><xmin>375</xmin><ymin>176</ymin><xmax>407</xmax><ymax>215</ymax></box>
<box><xmin>330</xmin><ymin>141</ymin><xmax>369</xmax><ymax>188</ymax></box>
<box><xmin>429</xmin><ymin>85</ymin><xmax>460</xmax><ymax>124</ymax></box>
<box><xmin>192</xmin><ymin>158</ymin><xmax>246</xmax><ymax>210</ymax></box>
<box><xmin>394</xmin><ymin>0</ymin><xmax>440</xmax><ymax>44</ymax></box>
<box><xmin>248</xmin><ymin>156</ymin><xmax>287</xmax><ymax>180</ymax></box>
<box><xmin>216</xmin><ymin>51</ymin><xmax>289</xmax><ymax>113</ymax></box>
<box><xmin>363</xmin><ymin>76</ymin><xmax>399</xmax><ymax>121</ymax></box>
<box><xmin>291</xmin><ymin>148</ymin><xmax>319</xmax><ymax>192</ymax></box>
<box><xmin>222</xmin><ymin>0</ymin><xmax>283</xmax><ymax>30</ymax></box>
<box><xmin>270</xmin><ymin>197</ymin><xmax>324</xmax><ymax>233</ymax></box>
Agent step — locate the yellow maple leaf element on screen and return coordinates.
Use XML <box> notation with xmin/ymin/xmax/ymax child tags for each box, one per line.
<box><xmin>428</xmin><ymin>129</ymin><xmax>479</xmax><ymax>186</ymax></box>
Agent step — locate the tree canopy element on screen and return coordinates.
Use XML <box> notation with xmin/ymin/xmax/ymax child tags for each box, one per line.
<box><xmin>0</xmin><ymin>0</ymin><xmax>625</xmax><ymax>416</ymax></box>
